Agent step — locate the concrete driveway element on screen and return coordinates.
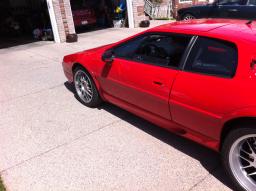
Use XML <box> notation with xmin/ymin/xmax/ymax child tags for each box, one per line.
<box><xmin>0</xmin><ymin>26</ymin><xmax>233</xmax><ymax>191</ymax></box>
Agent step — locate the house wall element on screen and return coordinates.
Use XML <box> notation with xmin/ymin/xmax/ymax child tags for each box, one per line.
<box><xmin>132</xmin><ymin>0</ymin><xmax>147</xmax><ymax>27</ymax></box>
<box><xmin>51</xmin><ymin>0</ymin><xmax>75</xmax><ymax>42</ymax></box>
<box><xmin>51</xmin><ymin>0</ymin><xmax>145</xmax><ymax>42</ymax></box>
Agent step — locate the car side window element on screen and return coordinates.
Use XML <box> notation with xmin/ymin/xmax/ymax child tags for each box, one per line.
<box><xmin>113</xmin><ymin>36</ymin><xmax>146</xmax><ymax>59</ymax></box>
<box><xmin>218</xmin><ymin>0</ymin><xmax>246</xmax><ymax>5</ymax></box>
<box><xmin>114</xmin><ymin>33</ymin><xmax>191</xmax><ymax>68</ymax></box>
<box><xmin>184</xmin><ymin>37</ymin><xmax>238</xmax><ymax>78</ymax></box>
<box><xmin>248</xmin><ymin>0</ymin><xmax>256</xmax><ymax>5</ymax></box>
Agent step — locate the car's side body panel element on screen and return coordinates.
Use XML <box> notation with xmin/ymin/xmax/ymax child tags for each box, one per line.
<box><xmin>62</xmin><ymin>19</ymin><xmax>256</xmax><ymax>152</ymax></box>
<box><xmin>98</xmin><ymin>58</ymin><xmax>179</xmax><ymax>121</ymax></box>
<box><xmin>169</xmin><ymin>36</ymin><xmax>256</xmax><ymax>141</ymax></box>
<box><xmin>178</xmin><ymin>5</ymin><xmax>215</xmax><ymax>20</ymax></box>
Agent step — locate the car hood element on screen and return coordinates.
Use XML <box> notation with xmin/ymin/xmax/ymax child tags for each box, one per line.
<box><xmin>63</xmin><ymin>43</ymin><xmax>114</xmax><ymax>63</ymax></box>
<box><xmin>82</xmin><ymin>44</ymin><xmax>114</xmax><ymax>54</ymax></box>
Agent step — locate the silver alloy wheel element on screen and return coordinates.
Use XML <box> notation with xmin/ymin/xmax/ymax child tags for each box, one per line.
<box><xmin>74</xmin><ymin>70</ymin><xmax>93</xmax><ymax>103</ymax></box>
<box><xmin>229</xmin><ymin>134</ymin><xmax>256</xmax><ymax>191</ymax></box>
<box><xmin>183</xmin><ymin>14</ymin><xmax>195</xmax><ymax>20</ymax></box>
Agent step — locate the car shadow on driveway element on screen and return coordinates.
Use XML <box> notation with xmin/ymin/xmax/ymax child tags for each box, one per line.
<box><xmin>64</xmin><ymin>81</ymin><xmax>234</xmax><ymax>190</ymax></box>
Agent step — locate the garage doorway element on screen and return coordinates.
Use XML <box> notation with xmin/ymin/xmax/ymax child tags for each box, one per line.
<box><xmin>0</xmin><ymin>0</ymin><xmax>53</xmax><ymax>49</ymax></box>
<box><xmin>70</xmin><ymin>0</ymin><xmax>129</xmax><ymax>34</ymax></box>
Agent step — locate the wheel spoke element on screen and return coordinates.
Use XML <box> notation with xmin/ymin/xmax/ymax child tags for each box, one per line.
<box><xmin>248</xmin><ymin>171</ymin><xmax>256</xmax><ymax>176</ymax></box>
<box><xmin>242</xmin><ymin>165</ymin><xmax>253</xmax><ymax>169</ymax></box>
<box><xmin>86</xmin><ymin>90</ymin><xmax>92</xmax><ymax>98</ymax></box>
<box><xmin>83</xmin><ymin>90</ymin><xmax>89</xmax><ymax>100</ymax></box>
<box><xmin>241</xmin><ymin>148</ymin><xmax>252</xmax><ymax>156</ymax></box>
<box><xmin>239</xmin><ymin>155</ymin><xmax>253</xmax><ymax>164</ymax></box>
<box><xmin>247</xmin><ymin>140</ymin><xmax>256</xmax><ymax>154</ymax></box>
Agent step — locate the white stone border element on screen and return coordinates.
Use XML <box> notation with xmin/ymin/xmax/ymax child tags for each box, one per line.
<box><xmin>46</xmin><ymin>0</ymin><xmax>61</xmax><ymax>43</ymax></box>
<box><xmin>127</xmin><ymin>0</ymin><xmax>135</xmax><ymax>28</ymax></box>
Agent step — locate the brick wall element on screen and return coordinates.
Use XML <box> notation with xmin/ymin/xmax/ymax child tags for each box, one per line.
<box><xmin>51</xmin><ymin>0</ymin><xmax>149</xmax><ymax>42</ymax></box>
<box><xmin>52</xmin><ymin>0</ymin><xmax>75</xmax><ymax>42</ymax></box>
<box><xmin>132</xmin><ymin>0</ymin><xmax>147</xmax><ymax>27</ymax></box>
<box><xmin>62</xmin><ymin>0</ymin><xmax>76</xmax><ymax>34</ymax></box>
<box><xmin>52</xmin><ymin>0</ymin><xmax>66</xmax><ymax>42</ymax></box>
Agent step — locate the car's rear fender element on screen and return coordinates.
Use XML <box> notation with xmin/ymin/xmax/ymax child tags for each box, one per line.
<box><xmin>219</xmin><ymin>107</ymin><xmax>256</xmax><ymax>150</ymax></box>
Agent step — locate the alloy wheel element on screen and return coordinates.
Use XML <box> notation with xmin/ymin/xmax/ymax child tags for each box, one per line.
<box><xmin>183</xmin><ymin>14</ymin><xmax>195</xmax><ymax>20</ymax></box>
<box><xmin>229</xmin><ymin>134</ymin><xmax>256</xmax><ymax>191</ymax></box>
<box><xmin>74</xmin><ymin>70</ymin><xmax>93</xmax><ymax>103</ymax></box>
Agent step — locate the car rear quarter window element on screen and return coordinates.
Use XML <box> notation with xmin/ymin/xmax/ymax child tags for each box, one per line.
<box><xmin>184</xmin><ymin>37</ymin><xmax>238</xmax><ymax>78</ymax></box>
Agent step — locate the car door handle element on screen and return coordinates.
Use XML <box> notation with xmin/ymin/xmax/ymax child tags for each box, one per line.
<box><xmin>153</xmin><ymin>81</ymin><xmax>163</xmax><ymax>86</ymax></box>
<box><xmin>228</xmin><ymin>9</ymin><xmax>238</xmax><ymax>12</ymax></box>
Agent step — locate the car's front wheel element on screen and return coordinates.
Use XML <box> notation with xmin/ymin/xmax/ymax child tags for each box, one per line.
<box><xmin>182</xmin><ymin>13</ymin><xmax>195</xmax><ymax>20</ymax></box>
<box><xmin>222</xmin><ymin>127</ymin><xmax>256</xmax><ymax>191</ymax></box>
<box><xmin>73</xmin><ymin>66</ymin><xmax>102</xmax><ymax>107</ymax></box>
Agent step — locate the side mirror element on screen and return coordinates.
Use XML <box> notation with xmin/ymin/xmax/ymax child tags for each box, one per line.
<box><xmin>102</xmin><ymin>49</ymin><xmax>115</xmax><ymax>64</ymax></box>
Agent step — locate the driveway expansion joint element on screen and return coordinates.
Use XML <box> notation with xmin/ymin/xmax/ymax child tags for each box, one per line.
<box><xmin>0</xmin><ymin>83</ymin><xmax>64</xmax><ymax>104</ymax></box>
<box><xmin>188</xmin><ymin>165</ymin><xmax>221</xmax><ymax>191</ymax></box>
<box><xmin>0</xmin><ymin>119</ymin><xmax>121</xmax><ymax>174</ymax></box>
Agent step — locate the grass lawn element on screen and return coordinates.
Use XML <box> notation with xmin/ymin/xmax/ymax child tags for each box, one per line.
<box><xmin>0</xmin><ymin>177</ymin><xmax>5</xmax><ymax>191</ymax></box>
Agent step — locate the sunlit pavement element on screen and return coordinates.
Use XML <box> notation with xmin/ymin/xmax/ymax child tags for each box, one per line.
<box><xmin>0</xmin><ymin>22</ymin><xmax>233</xmax><ymax>191</ymax></box>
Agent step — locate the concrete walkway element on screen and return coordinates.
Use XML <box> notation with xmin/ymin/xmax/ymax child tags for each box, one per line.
<box><xmin>0</xmin><ymin>24</ymin><xmax>233</xmax><ymax>191</ymax></box>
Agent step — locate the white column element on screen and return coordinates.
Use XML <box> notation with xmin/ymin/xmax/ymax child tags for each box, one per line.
<box><xmin>126</xmin><ymin>0</ymin><xmax>135</xmax><ymax>28</ymax></box>
<box><xmin>46</xmin><ymin>0</ymin><xmax>61</xmax><ymax>43</ymax></box>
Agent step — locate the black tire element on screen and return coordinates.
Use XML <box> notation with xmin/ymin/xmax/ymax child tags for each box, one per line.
<box><xmin>221</xmin><ymin>127</ymin><xmax>256</xmax><ymax>191</ymax></box>
<box><xmin>182</xmin><ymin>13</ymin><xmax>195</xmax><ymax>20</ymax></box>
<box><xmin>73</xmin><ymin>66</ymin><xmax>102</xmax><ymax>108</ymax></box>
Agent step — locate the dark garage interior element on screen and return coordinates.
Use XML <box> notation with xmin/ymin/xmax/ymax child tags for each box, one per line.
<box><xmin>70</xmin><ymin>0</ymin><xmax>128</xmax><ymax>34</ymax></box>
<box><xmin>0</xmin><ymin>0</ymin><xmax>129</xmax><ymax>48</ymax></box>
<box><xmin>0</xmin><ymin>0</ymin><xmax>53</xmax><ymax>49</ymax></box>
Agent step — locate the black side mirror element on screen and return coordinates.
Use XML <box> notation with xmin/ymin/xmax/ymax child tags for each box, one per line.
<box><xmin>102</xmin><ymin>49</ymin><xmax>115</xmax><ymax>64</ymax></box>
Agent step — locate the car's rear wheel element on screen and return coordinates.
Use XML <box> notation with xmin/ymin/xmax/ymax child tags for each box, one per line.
<box><xmin>222</xmin><ymin>127</ymin><xmax>256</xmax><ymax>191</ymax></box>
<box><xmin>73</xmin><ymin>66</ymin><xmax>102</xmax><ymax>107</ymax></box>
<box><xmin>182</xmin><ymin>14</ymin><xmax>195</xmax><ymax>20</ymax></box>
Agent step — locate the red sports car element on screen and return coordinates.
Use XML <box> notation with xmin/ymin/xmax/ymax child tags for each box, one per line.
<box><xmin>62</xmin><ymin>19</ymin><xmax>256</xmax><ymax>191</ymax></box>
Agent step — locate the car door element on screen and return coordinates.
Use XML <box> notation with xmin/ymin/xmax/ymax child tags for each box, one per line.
<box><xmin>212</xmin><ymin>0</ymin><xmax>247</xmax><ymax>19</ymax></box>
<box><xmin>106</xmin><ymin>33</ymin><xmax>192</xmax><ymax>121</ymax></box>
<box><xmin>170</xmin><ymin>36</ymin><xmax>239</xmax><ymax>139</ymax></box>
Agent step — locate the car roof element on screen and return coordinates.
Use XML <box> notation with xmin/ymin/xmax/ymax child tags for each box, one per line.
<box><xmin>149</xmin><ymin>19</ymin><xmax>256</xmax><ymax>44</ymax></box>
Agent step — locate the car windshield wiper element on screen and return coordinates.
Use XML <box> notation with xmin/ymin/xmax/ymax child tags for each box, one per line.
<box><xmin>246</xmin><ymin>19</ymin><xmax>255</xmax><ymax>25</ymax></box>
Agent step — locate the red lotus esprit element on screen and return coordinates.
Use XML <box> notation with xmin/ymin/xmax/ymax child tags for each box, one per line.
<box><xmin>62</xmin><ymin>19</ymin><xmax>256</xmax><ymax>191</ymax></box>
